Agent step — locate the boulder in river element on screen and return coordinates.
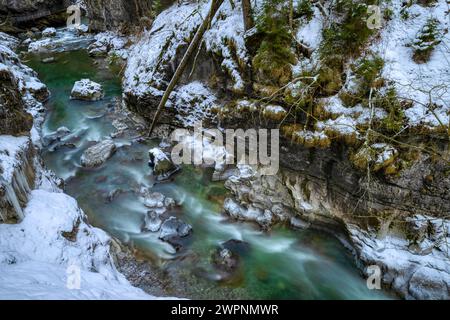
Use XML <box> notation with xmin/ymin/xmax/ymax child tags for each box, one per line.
<box><xmin>80</xmin><ymin>139</ymin><xmax>116</xmax><ymax>168</ymax></box>
<box><xmin>143</xmin><ymin>210</ymin><xmax>163</xmax><ymax>233</ymax></box>
<box><xmin>148</xmin><ymin>148</ymin><xmax>179</xmax><ymax>181</ymax></box>
<box><xmin>211</xmin><ymin>240</ymin><xmax>249</xmax><ymax>281</ymax></box>
<box><xmin>42</xmin><ymin>27</ymin><xmax>57</xmax><ymax>38</ymax></box>
<box><xmin>159</xmin><ymin>217</ymin><xmax>192</xmax><ymax>249</ymax></box>
<box><xmin>71</xmin><ymin>79</ymin><xmax>105</xmax><ymax>101</ymax></box>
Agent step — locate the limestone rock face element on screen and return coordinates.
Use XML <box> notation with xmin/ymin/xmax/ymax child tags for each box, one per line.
<box><xmin>83</xmin><ymin>0</ymin><xmax>156</xmax><ymax>32</ymax></box>
<box><xmin>0</xmin><ymin>0</ymin><xmax>68</xmax><ymax>33</ymax></box>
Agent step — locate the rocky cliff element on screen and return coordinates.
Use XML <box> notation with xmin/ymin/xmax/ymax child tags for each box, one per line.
<box><xmin>119</xmin><ymin>0</ymin><xmax>450</xmax><ymax>299</ymax></box>
<box><xmin>0</xmin><ymin>0</ymin><xmax>70</xmax><ymax>33</ymax></box>
<box><xmin>83</xmin><ymin>0</ymin><xmax>158</xmax><ymax>32</ymax></box>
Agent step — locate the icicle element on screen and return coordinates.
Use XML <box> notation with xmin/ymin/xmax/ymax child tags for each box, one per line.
<box><xmin>4</xmin><ymin>183</ymin><xmax>24</xmax><ymax>220</ymax></box>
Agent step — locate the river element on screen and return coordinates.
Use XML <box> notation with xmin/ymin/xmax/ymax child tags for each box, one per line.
<box><xmin>24</xmin><ymin>40</ymin><xmax>391</xmax><ymax>300</ymax></box>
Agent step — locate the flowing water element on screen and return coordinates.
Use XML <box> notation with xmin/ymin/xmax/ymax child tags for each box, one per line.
<box><xmin>25</xmin><ymin>45</ymin><xmax>391</xmax><ymax>300</ymax></box>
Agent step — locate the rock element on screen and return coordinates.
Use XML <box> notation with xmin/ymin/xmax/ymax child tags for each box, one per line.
<box><xmin>0</xmin><ymin>62</ymin><xmax>33</xmax><ymax>135</ymax></box>
<box><xmin>142</xmin><ymin>210</ymin><xmax>163</xmax><ymax>232</ymax></box>
<box><xmin>43</xmin><ymin>127</ymin><xmax>76</xmax><ymax>152</ymax></box>
<box><xmin>83</xmin><ymin>0</ymin><xmax>153</xmax><ymax>32</ymax></box>
<box><xmin>42</xmin><ymin>57</ymin><xmax>56</xmax><ymax>64</ymax></box>
<box><xmin>88</xmin><ymin>45</ymin><xmax>108</xmax><ymax>57</ymax></box>
<box><xmin>80</xmin><ymin>139</ymin><xmax>116</xmax><ymax>168</ymax></box>
<box><xmin>212</xmin><ymin>248</ymin><xmax>239</xmax><ymax>273</ymax></box>
<box><xmin>42</xmin><ymin>27</ymin><xmax>57</xmax><ymax>38</ymax></box>
<box><xmin>211</xmin><ymin>240</ymin><xmax>249</xmax><ymax>280</ymax></box>
<box><xmin>148</xmin><ymin>148</ymin><xmax>179</xmax><ymax>181</ymax></box>
<box><xmin>143</xmin><ymin>192</ymin><xmax>166</xmax><ymax>208</ymax></box>
<box><xmin>105</xmin><ymin>188</ymin><xmax>123</xmax><ymax>203</ymax></box>
<box><xmin>159</xmin><ymin>217</ymin><xmax>192</xmax><ymax>248</ymax></box>
<box><xmin>71</xmin><ymin>79</ymin><xmax>105</xmax><ymax>101</ymax></box>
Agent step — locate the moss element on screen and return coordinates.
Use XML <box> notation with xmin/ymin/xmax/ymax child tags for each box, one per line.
<box><xmin>253</xmin><ymin>0</ymin><xmax>297</xmax><ymax>86</ymax></box>
<box><xmin>340</xmin><ymin>55</ymin><xmax>385</xmax><ymax>107</ymax></box>
<box><xmin>376</xmin><ymin>87</ymin><xmax>406</xmax><ymax>134</ymax></box>
<box><xmin>320</xmin><ymin>0</ymin><xmax>378</xmax><ymax>60</ymax></box>
<box><xmin>262</xmin><ymin>105</ymin><xmax>287</xmax><ymax>121</ymax></box>
<box><xmin>317</xmin><ymin>66</ymin><xmax>343</xmax><ymax>96</ymax></box>
<box><xmin>296</xmin><ymin>0</ymin><xmax>314</xmax><ymax>21</ymax></box>
<box><xmin>412</xmin><ymin>18</ymin><xmax>441</xmax><ymax>63</ymax></box>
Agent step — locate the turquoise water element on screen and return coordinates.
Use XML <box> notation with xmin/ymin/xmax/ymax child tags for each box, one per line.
<box><xmin>26</xmin><ymin>49</ymin><xmax>391</xmax><ymax>300</ymax></box>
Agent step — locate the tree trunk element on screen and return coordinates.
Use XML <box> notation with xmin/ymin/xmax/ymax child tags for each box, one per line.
<box><xmin>242</xmin><ymin>0</ymin><xmax>254</xmax><ymax>32</ymax></box>
<box><xmin>148</xmin><ymin>0</ymin><xmax>225</xmax><ymax>136</ymax></box>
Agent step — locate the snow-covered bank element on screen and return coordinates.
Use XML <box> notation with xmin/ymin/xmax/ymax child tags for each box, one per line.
<box><xmin>0</xmin><ymin>190</ymin><xmax>152</xmax><ymax>300</ymax></box>
<box><xmin>0</xmin><ymin>32</ymin><xmax>166</xmax><ymax>300</ymax></box>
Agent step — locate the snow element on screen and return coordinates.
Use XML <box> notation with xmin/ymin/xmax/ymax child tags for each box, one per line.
<box><xmin>296</xmin><ymin>6</ymin><xmax>324</xmax><ymax>50</ymax></box>
<box><xmin>124</xmin><ymin>2</ymin><xmax>209</xmax><ymax>95</ymax></box>
<box><xmin>0</xmin><ymin>190</ymin><xmax>154</xmax><ymax>300</ymax></box>
<box><xmin>124</xmin><ymin>1</ymin><xmax>248</xmax><ymax>98</ymax></box>
<box><xmin>316</xmin><ymin>115</ymin><xmax>359</xmax><ymax>137</ymax></box>
<box><xmin>204</xmin><ymin>1</ymin><xmax>248</xmax><ymax>92</ymax></box>
<box><xmin>263</xmin><ymin>105</ymin><xmax>287</xmax><ymax>116</ymax></box>
<box><xmin>349</xmin><ymin>220</ymin><xmax>450</xmax><ymax>299</ymax></box>
<box><xmin>88</xmin><ymin>32</ymin><xmax>129</xmax><ymax>59</ymax></box>
<box><xmin>322</xmin><ymin>95</ymin><xmax>388</xmax><ymax>125</ymax></box>
<box><xmin>170</xmin><ymin>81</ymin><xmax>217</xmax><ymax>126</ymax></box>
<box><xmin>372</xmin><ymin>0</ymin><xmax>450</xmax><ymax>128</ymax></box>
<box><xmin>0</xmin><ymin>136</ymin><xmax>30</xmax><ymax>183</ymax></box>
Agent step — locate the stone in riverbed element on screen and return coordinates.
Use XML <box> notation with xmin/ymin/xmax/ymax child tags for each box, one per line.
<box><xmin>148</xmin><ymin>148</ymin><xmax>179</xmax><ymax>181</ymax></box>
<box><xmin>143</xmin><ymin>210</ymin><xmax>163</xmax><ymax>232</ymax></box>
<box><xmin>159</xmin><ymin>217</ymin><xmax>192</xmax><ymax>249</ymax></box>
<box><xmin>211</xmin><ymin>240</ymin><xmax>250</xmax><ymax>280</ymax></box>
<box><xmin>71</xmin><ymin>79</ymin><xmax>104</xmax><ymax>101</ymax></box>
<box><xmin>80</xmin><ymin>139</ymin><xmax>116</xmax><ymax>168</ymax></box>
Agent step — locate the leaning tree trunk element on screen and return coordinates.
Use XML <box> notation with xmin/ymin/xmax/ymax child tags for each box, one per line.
<box><xmin>242</xmin><ymin>0</ymin><xmax>254</xmax><ymax>32</ymax></box>
<box><xmin>148</xmin><ymin>0</ymin><xmax>225</xmax><ymax>136</ymax></box>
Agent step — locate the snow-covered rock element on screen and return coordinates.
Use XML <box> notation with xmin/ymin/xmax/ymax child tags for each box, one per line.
<box><xmin>148</xmin><ymin>148</ymin><xmax>178</xmax><ymax>181</ymax></box>
<box><xmin>80</xmin><ymin>139</ymin><xmax>116</xmax><ymax>168</ymax></box>
<box><xmin>71</xmin><ymin>79</ymin><xmax>105</xmax><ymax>101</ymax></box>
<box><xmin>159</xmin><ymin>217</ymin><xmax>193</xmax><ymax>245</ymax></box>
<box><xmin>42</xmin><ymin>27</ymin><xmax>57</xmax><ymax>38</ymax></box>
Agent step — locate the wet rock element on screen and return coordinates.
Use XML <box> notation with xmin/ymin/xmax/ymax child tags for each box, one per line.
<box><xmin>211</xmin><ymin>240</ymin><xmax>249</xmax><ymax>281</ymax></box>
<box><xmin>41</xmin><ymin>57</ymin><xmax>56</xmax><ymax>64</ymax></box>
<box><xmin>212</xmin><ymin>248</ymin><xmax>239</xmax><ymax>273</ymax></box>
<box><xmin>159</xmin><ymin>217</ymin><xmax>192</xmax><ymax>248</ymax></box>
<box><xmin>43</xmin><ymin>126</ymin><xmax>71</xmax><ymax>146</ymax></box>
<box><xmin>42</xmin><ymin>27</ymin><xmax>57</xmax><ymax>38</ymax></box>
<box><xmin>70</xmin><ymin>79</ymin><xmax>105</xmax><ymax>101</ymax></box>
<box><xmin>142</xmin><ymin>210</ymin><xmax>163</xmax><ymax>232</ymax></box>
<box><xmin>148</xmin><ymin>148</ymin><xmax>179</xmax><ymax>181</ymax></box>
<box><xmin>143</xmin><ymin>192</ymin><xmax>165</xmax><ymax>208</ymax></box>
<box><xmin>105</xmin><ymin>188</ymin><xmax>123</xmax><ymax>203</ymax></box>
<box><xmin>80</xmin><ymin>139</ymin><xmax>116</xmax><ymax>168</ymax></box>
<box><xmin>43</xmin><ymin>127</ymin><xmax>77</xmax><ymax>152</ymax></box>
<box><xmin>88</xmin><ymin>44</ymin><xmax>108</xmax><ymax>57</ymax></box>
